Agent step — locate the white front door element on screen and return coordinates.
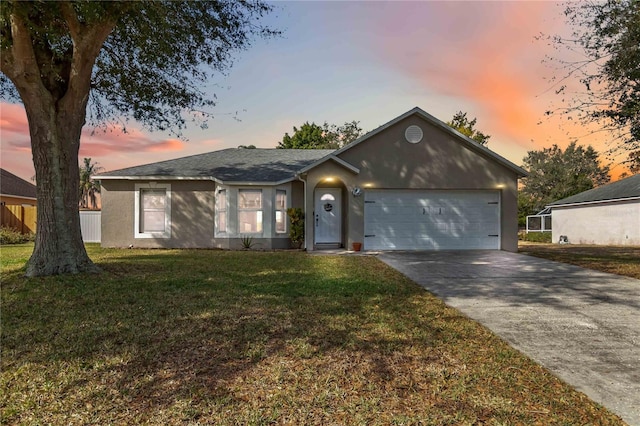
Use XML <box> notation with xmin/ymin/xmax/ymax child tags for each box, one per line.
<box><xmin>314</xmin><ymin>188</ymin><xmax>342</xmax><ymax>244</ymax></box>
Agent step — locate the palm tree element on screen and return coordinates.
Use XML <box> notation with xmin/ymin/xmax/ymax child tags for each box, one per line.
<box><xmin>79</xmin><ymin>158</ymin><xmax>103</xmax><ymax>209</ymax></box>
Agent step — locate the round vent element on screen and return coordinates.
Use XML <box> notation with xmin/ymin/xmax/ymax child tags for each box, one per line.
<box><xmin>405</xmin><ymin>125</ymin><xmax>423</xmax><ymax>144</ymax></box>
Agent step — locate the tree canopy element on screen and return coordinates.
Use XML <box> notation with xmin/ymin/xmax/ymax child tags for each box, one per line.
<box><xmin>544</xmin><ymin>0</ymin><xmax>640</xmax><ymax>150</ymax></box>
<box><xmin>625</xmin><ymin>150</ymin><xmax>640</xmax><ymax>174</ymax></box>
<box><xmin>446</xmin><ymin>111</ymin><xmax>490</xmax><ymax>146</ymax></box>
<box><xmin>0</xmin><ymin>1</ymin><xmax>276</xmax><ymax>276</ymax></box>
<box><xmin>277</xmin><ymin>120</ymin><xmax>364</xmax><ymax>149</ymax></box>
<box><xmin>519</xmin><ymin>142</ymin><xmax>611</xmax><ymax>218</ymax></box>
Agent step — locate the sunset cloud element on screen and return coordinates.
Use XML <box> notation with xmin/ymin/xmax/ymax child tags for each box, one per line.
<box><xmin>0</xmin><ymin>102</ymin><xmax>197</xmax><ymax>179</ymax></box>
<box><xmin>370</xmin><ymin>2</ymin><xmax>560</xmax><ymax>144</ymax></box>
<box><xmin>0</xmin><ymin>2</ymin><xmax>630</xmax><ymax>182</ymax></box>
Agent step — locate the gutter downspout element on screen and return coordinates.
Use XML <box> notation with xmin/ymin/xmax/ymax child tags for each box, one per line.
<box><xmin>295</xmin><ymin>173</ymin><xmax>308</xmax><ymax>250</ymax></box>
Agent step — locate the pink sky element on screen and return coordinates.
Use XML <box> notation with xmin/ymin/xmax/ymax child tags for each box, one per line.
<box><xmin>0</xmin><ymin>1</ymin><xmax>630</xmax><ymax>182</ymax></box>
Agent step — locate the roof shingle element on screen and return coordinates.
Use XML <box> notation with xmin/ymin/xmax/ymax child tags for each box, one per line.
<box><xmin>97</xmin><ymin>148</ymin><xmax>335</xmax><ymax>183</ymax></box>
<box><xmin>0</xmin><ymin>169</ymin><xmax>37</xmax><ymax>199</ymax></box>
<box><xmin>548</xmin><ymin>174</ymin><xmax>640</xmax><ymax>206</ymax></box>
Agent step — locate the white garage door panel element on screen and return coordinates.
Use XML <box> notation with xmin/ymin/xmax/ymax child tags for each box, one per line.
<box><xmin>364</xmin><ymin>190</ymin><xmax>500</xmax><ymax>250</ymax></box>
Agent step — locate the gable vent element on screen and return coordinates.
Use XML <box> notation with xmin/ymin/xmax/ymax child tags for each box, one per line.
<box><xmin>405</xmin><ymin>125</ymin><xmax>423</xmax><ymax>144</ymax></box>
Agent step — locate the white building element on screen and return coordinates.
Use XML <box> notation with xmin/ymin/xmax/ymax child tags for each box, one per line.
<box><xmin>547</xmin><ymin>174</ymin><xmax>640</xmax><ymax>246</ymax></box>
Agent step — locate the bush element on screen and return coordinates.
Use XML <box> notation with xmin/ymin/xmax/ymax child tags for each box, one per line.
<box><xmin>286</xmin><ymin>207</ymin><xmax>304</xmax><ymax>249</ymax></box>
<box><xmin>0</xmin><ymin>226</ymin><xmax>35</xmax><ymax>245</ymax></box>
<box><xmin>520</xmin><ymin>232</ymin><xmax>552</xmax><ymax>243</ymax></box>
<box><xmin>240</xmin><ymin>235</ymin><xmax>255</xmax><ymax>249</ymax></box>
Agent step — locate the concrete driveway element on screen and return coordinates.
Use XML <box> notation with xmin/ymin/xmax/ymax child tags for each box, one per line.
<box><xmin>378</xmin><ymin>250</ymin><xmax>640</xmax><ymax>426</ymax></box>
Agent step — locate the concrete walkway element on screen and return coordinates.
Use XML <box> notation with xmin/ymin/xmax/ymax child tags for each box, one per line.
<box><xmin>377</xmin><ymin>250</ymin><xmax>640</xmax><ymax>426</ymax></box>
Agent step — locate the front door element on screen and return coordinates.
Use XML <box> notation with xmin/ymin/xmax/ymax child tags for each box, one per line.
<box><xmin>314</xmin><ymin>188</ymin><xmax>342</xmax><ymax>244</ymax></box>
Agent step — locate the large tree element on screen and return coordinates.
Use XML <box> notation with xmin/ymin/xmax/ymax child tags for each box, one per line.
<box><xmin>446</xmin><ymin>111</ymin><xmax>490</xmax><ymax>146</ymax></box>
<box><xmin>0</xmin><ymin>1</ymin><xmax>276</xmax><ymax>276</ymax></box>
<box><xmin>519</xmin><ymin>141</ymin><xmax>611</xmax><ymax>216</ymax></box>
<box><xmin>277</xmin><ymin>120</ymin><xmax>363</xmax><ymax>149</ymax></box>
<box><xmin>544</xmin><ymin>0</ymin><xmax>640</xmax><ymax>150</ymax></box>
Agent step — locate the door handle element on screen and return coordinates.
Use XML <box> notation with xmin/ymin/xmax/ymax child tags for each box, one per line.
<box><xmin>315</xmin><ymin>214</ymin><xmax>319</xmax><ymax>227</ymax></box>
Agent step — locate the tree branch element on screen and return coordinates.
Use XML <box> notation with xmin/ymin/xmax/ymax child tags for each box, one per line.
<box><xmin>62</xmin><ymin>14</ymin><xmax>117</xmax><ymax>114</ymax></box>
<box><xmin>59</xmin><ymin>1</ymin><xmax>81</xmax><ymax>43</ymax></box>
<box><xmin>1</xmin><ymin>9</ymin><xmax>51</xmax><ymax>106</ymax></box>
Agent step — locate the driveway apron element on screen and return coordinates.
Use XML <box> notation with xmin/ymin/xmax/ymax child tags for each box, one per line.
<box><xmin>378</xmin><ymin>250</ymin><xmax>640</xmax><ymax>426</ymax></box>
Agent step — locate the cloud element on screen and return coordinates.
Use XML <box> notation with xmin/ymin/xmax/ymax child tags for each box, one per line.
<box><xmin>0</xmin><ymin>103</ymin><xmax>29</xmax><ymax>135</ymax></box>
<box><xmin>0</xmin><ymin>102</ymin><xmax>200</xmax><ymax>179</ymax></box>
<box><xmin>368</xmin><ymin>2</ymin><xmax>568</xmax><ymax>146</ymax></box>
<box><xmin>0</xmin><ymin>102</ymin><xmax>187</xmax><ymax>156</ymax></box>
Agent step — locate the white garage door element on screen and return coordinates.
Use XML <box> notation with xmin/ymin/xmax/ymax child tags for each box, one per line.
<box><xmin>364</xmin><ymin>190</ymin><xmax>500</xmax><ymax>250</ymax></box>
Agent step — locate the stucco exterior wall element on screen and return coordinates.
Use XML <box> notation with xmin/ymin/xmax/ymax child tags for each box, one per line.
<box><xmin>552</xmin><ymin>200</ymin><xmax>640</xmax><ymax>245</ymax></box>
<box><xmin>101</xmin><ymin>180</ymin><xmax>216</xmax><ymax>248</ymax></box>
<box><xmin>305</xmin><ymin>115</ymin><xmax>520</xmax><ymax>251</ymax></box>
<box><xmin>102</xmin><ymin>180</ymin><xmax>303</xmax><ymax>249</ymax></box>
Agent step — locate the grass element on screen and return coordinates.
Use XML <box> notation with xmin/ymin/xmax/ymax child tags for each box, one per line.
<box><xmin>519</xmin><ymin>242</ymin><xmax>640</xmax><ymax>279</ymax></box>
<box><xmin>1</xmin><ymin>244</ymin><xmax>624</xmax><ymax>425</ymax></box>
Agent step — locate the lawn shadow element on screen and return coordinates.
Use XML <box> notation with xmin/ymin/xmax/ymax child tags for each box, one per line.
<box><xmin>2</xmin><ymin>251</ymin><xmax>452</xmax><ymax>419</ymax></box>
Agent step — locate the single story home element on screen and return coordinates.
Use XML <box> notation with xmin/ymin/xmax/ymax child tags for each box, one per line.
<box><xmin>547</xmin><ymin>173</ymin><xmax>640</xmax><ymax>245</ymax></box>
<box><xmin>96</xmin><ymin>107</ymin><xmax>527</xmax><ymax>251</ymax></box>
<box><xmin>0</xmin><ymin>168</ymin><xmax>37</xmax><ymax>206</ymax></box>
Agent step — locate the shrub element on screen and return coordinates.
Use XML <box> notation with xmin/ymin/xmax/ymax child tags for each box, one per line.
<box><xmin>240</xmin><ymin>235</ymin><xmax>255</xmax><ymax>249</ymax></box>
<box><xmin>0</xmin><ymin>226</ymin><xmax>35</xmax><ymax>245</ymax></box>
<box><xmin>287</xmin><ymin>207</ymin><xmax>304</xmax><ymax>249</ymax></box>
<box><xmin>521</xmin><ymin>232</ymin><xmax>552</xmax><ymax>243</ymax></box>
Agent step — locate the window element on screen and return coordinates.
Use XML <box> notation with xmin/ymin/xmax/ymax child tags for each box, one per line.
<box><xmin>217</xmin><ymin>189</ymin><xmax>227</xmax><ymax>234</ymax></box>
<box><xmin>275</xmin><ymin>190</ymin><xmax>286</xmax><ymax>234</ymax></box>
<box><xmin>238</xmin><ymin>189</ymin><xmax>262</xmax><ymax>233</ymax></box>
<box><xmin>134</xmin><ymin>183</ymin><xmax>171</xmax><ymax>238</ymax></box>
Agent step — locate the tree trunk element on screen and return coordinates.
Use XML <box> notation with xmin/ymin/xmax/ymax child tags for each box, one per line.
<box><xmin>0</xmin><ymin>6</ymin><xmax>116</xmax><ymax>276</ymax></box>
<box><xmin>25</xmin><ymin>95</ymin><xmax>99</xmax><ymax>277</ymax></box>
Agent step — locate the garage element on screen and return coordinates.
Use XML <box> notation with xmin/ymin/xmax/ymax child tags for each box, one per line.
<box><xmin>364</xmin><ymin>190</ymin><xmax>500</xmax><ymax>250</ymax></box>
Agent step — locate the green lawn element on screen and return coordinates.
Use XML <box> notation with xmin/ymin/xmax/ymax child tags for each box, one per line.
<box><xmin>1</xmin><ymin>244</ymin><xmax>624</xmax><ymax>425</ymax></box>
<box><xmin>520</xmin><ymin>242</ymin><xmax>640</xmax><ymax>279</ymax></box>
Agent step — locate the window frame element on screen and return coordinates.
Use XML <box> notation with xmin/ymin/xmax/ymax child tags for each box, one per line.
<box><xmin>216</xmin><ymin>188</ymin><xmax>228</xmax><ymax>235</ymax></box>
<box><xmin>238</xmin><ymin>189</ymin><xmax>263</xmax><ymax>234</ymax></box>
<box><xmin>134</xmin><ymin>183</ymin><xmax>172</xmax><ymax>239</ymax></box>
<box><xmin>275</xmin><ymin>189</ymin><xmax>287</xmax><ymax>234</ymax></box>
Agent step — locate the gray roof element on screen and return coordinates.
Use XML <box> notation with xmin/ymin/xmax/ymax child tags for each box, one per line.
<box><xmin>96</xmin><ymin>107</ymin><xmax>529</xmax><ymax>184</ymax></box>
<box><xmin>0</xmin><ymin>168</ymin><xmax>37</xmax><ymax>199</ymax></box>
<box><xmin>97</xmin><ymin>148</ymin><xmax>334</xmax><ymax>183</ymax></box>
<box><xmin>548</xmin><ymin>174</ymin><xmax>640</xmax><ymax>207</ymax></box>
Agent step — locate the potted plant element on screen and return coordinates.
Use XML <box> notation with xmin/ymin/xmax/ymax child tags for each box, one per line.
<box><xmin>352</xmin><ymin>242</ymin><xmax>362</xmax><ymax>252</ymax></box>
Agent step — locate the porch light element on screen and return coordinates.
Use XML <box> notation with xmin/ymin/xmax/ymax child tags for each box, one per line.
<box><xmin>324</xmin><ymin>177</ymin><xmax>335</xmax><ymax>183</ymax></box>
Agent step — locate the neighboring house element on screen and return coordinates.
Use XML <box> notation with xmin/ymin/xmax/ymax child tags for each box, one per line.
<box><xmin>547</xmin><ymin>174</ymin><xmax>640</xmax><ymax>245</ymax></box>
<box><xmin>0</xmin><ymin>168</ymin><xmax>37</xmax><ymax>206</ymax></box>
<box><xmin>96</xmin><ymin>107</ymin><xmax>527</xmax><ymax>251</ymax></box>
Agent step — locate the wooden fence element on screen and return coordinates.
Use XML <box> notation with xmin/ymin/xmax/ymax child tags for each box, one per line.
<box><xmin>1</xmin><ymin>205</ymin><xmax>37</xmax><ymax>234</ymax></box>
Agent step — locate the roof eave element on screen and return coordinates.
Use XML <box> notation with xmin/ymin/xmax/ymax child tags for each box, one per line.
<box><xmin>0</xmin><ymin>193</ymin><xmax>37</xmax><ymax>201</ymax></box>
<box><xmin>297</xmin><ymin>154</ymin><xmax>360</xmax><ymax>174</ymax></box>
<box><xmin>218</xmin><ymin>178</ymin><xmax>295</xmax><ymax>186</ymax></box>
<box><xmin>94</xmin><ymin>175</ymin><xmax>295</xmax><ymax>186</ymax></box>
<box><xmin>94</xmin><ymin>175</ymin><xmax>218</xmax><ymax>182</ymax></box>
<box><xmin>547</xmin><ymin>196</ymin><xmax>640</xmax><ymax>208</ymax></box>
